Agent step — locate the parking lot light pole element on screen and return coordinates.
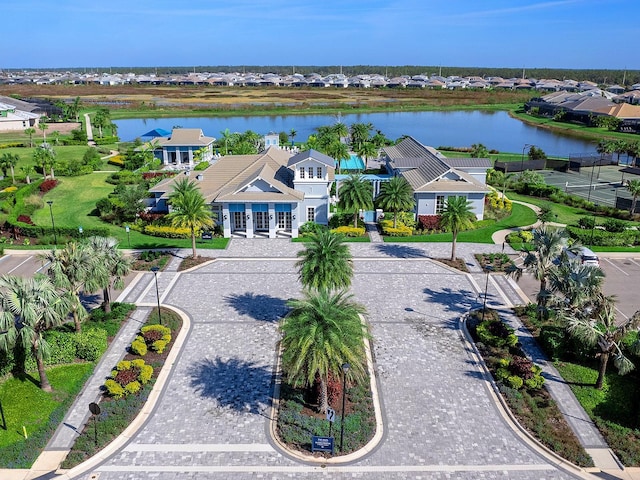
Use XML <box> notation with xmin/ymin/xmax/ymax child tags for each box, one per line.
<box><xmin>590</xmin><ymin>204</ymin><xmax>598</xmax><ymax>247</ymax></box>
<box><xmin>46</xmin><ymin>200</ymin><xmax>57</xmax><ymax>246</ymax></box>
<box><xmin>125</xmin><ymin>225</ymin><xmax>131</xmax><ymax>248</ymax></box>
<box><xmin>520</xmin><ymin>144</ymin><xmax>534</xmax><ymax>172</ymax></box>
<box><xmin>150</xmin><ymin>267</ymin><xmax>162</xmax><ymax>325</ymax></box>
<box><xmin>339</xmin><ymin>363</ymin><xmax>350</xmax><ymax>453</ymax></box>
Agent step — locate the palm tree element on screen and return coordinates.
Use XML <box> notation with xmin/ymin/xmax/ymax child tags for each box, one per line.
<box><xmin>439</xmin><ymin>196</ymin><xmax>475</xmax><ymax>261</ymax></box>
<box><xmin>564</xmin><ymin>296</ymin><xmax>640</xmax><ymax>389</ymax></box>
<box><xmin>349</xmin><ymin>122</ymin><xmax>372</xmax><ymax>151</ymax></box>
<box><xmin>40</xmin><ymin>242</ymin><xmax>105</xmax><ymax>332</ymax></box>
<box><xmin>33</xmin><ymin>144</ymin><xmax>56</xmax><ymax>180</ymax></box>
<box><xmin>2</xmin><ymin>153</ymin><xmax>19</xmax><ymax>184</ymax></box>
<box><xmin>168</xmin><ymin>177</ymin><xmax>199</xmax><ymax>203</ymax></box>
<box><xmin>280</xmin><ymin>289</ymin><xmax>368</xmax><ymax>413</ymax></box>
<box><xmin>626</xmin><ymin>179</ymin><xmax>640</xmax><ymax>214</ymax></box>
<box><xmin>167</xmin><ymin>188</ymin><xmax>214</xmax><ymax>259</ymax></box>
<box><xmin>0</xmin><ymin>275</ymin><xmax>71</xmax><ymax>392</ymax></box>
<box><xmin>507</xmin><ymin>226</ymin><xmax>569</xmax><ymax>312</ymax></box>
<box><xmin>338</xmin><ymin>174</ymin><xmax>373</xmax><ymax>228</ymax></box>
<box><xmin>38</xmin><ymin>122</ymin><xmax>49</xmax><ymax>142</ymax></box>
<box><xmin>296</xmin><ymin>230</ymin><xmax>353</xmax><ymax>292</ymax></box>
<box><xmin>24</xmin><ymin>127</ymin><xmax>36</xmax><ymax>148</ymax></box>
<box><xmin>289</xmin><ymin>128</ymin><xmax>297</xmax><ymax>147</ymax></box>
<box><xmin>85</xmin><ymin>236</ymin><xmax>132</xmax><ymax>313</ymax></box>
<box><xmin>220</xmin><ymin>128</ymin><xmax>233</xmax><ymax>155</ymax></box>
<box><xmin>21</xmin><ymin>164</ymin><xmax>35</xmax><ymax>184</ymax></box>
<box><xmin>326</xmin><ymin>141</ymin><xmax>350</xmax><ymax>174</ymax></box>
<box><xmin>376</xmin><ymin>176</ymin><xmax>415</xmax><ymax>227</ymax></box>
<box><xmin>470</xmin><ymin>143</ymin><xmax>489</xmax><ymax>158</ymax></box>
<box><xmin>548</xmin><ymin>256</ymin><xmax>604</xmax><ymax>313</ymax></box>
<box><xmin>354</xmin><ymin>141</ymin><xmax>378</xmax><ymax>168</ymax></box>
<box><xmin>332</xmin><ymin>121</ymin><xmax>349</xmax><ymax>140</ymax></box>
<box><xmin>68</xmin><ymin>96</ymin><xmax>81</xmax><ymax>122</ymax></box>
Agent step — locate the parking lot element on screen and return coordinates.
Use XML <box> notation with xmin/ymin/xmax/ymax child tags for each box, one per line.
<box><xmin>513</xmin><ymin>253</ymin><xmax>640</xmax><ymax>321</ymax></box>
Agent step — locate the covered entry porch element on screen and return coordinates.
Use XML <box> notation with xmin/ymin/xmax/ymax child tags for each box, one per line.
<box><xmin>221</xmin><ymin>202</ymin><xmax>300</xmax><ymax>238</ymax></box>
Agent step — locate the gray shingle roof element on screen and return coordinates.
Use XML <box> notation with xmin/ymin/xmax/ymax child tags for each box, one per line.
<box><xmin>444</xmin><ymin>158</ymin><xmax>493</xmax><ymax>168</ymax></box>
<box><xmin>287</xmin><ymin>149</ymin><xmax>335</xmax><ymax>168</ymax></box>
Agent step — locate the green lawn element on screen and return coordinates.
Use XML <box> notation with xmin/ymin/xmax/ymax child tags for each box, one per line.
<box><xmin>385</xmin><ymin>203</ymin><xmax>537</xmax><ymax>243</ymax></box>
<box><xmin>27</xmin><ymin>173</ymin><xmax>229</xmax><ymax>250</ymax></box>
<box><xmin>506</xmin><ymin>192</ymin><xmax>590</xmax><ymax>225</ymax></box>
<box><xmin>0</xmin><ymin>363</ymin><xmax>94</xmax><ymax>467</ymax></box>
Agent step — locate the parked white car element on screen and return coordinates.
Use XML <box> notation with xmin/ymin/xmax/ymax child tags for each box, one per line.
<box><xmin>566</xmin><ymin>246</ymin><xmax>600</xmax><ymax>267</ymax></box>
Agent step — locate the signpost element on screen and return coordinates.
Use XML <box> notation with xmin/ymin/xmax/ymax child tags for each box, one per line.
<box><xmin>201</xmin><ymin>231</ymin><xmax>213</xmax><ymax>240</ymax></box>
<box><xmin>311</xmin><ymin>436</ymin><xmax>334</xmax><ymax>454</ymax></box>
<box><xmin>89</xmin><ymin>402</ymin><xmax>101</xmax><ymax>446</ymax></box>
<box><xmin>326</xmin><ymin>407</ymin><xmax>335</xmax><ymax>437</ymax></box>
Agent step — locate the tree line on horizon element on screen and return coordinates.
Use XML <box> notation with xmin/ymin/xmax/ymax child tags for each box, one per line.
<box><xmin>6</xmin><ymin>66</ymin><xmax>640</xmax><ymax>86</ymax></box>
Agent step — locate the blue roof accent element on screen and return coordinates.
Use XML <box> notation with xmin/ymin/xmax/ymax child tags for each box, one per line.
<box><xmin>141</xmin><ymin>128</ymin><xmax>172</xmax><ymax>138</ymax></box>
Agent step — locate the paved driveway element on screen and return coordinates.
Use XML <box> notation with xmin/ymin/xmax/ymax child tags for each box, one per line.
<box><xmin>79</xmin><ymin>241</ymin><xmax>581</xmax><ymax>479</ymax></box>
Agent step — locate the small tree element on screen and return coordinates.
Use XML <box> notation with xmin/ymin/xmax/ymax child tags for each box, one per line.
<box><xmin>296</xmin><ymin>230</ymin><xmax>353</xmax><ymax>292</ymax></box>
<box><xmin>470</xmin><ymin>143</ymin><xmax>489</xmax><ymax>158</ymax></box>
<box><xmin>626</xmin><ymin>179</ymin><xmax>640</xmax><ymax>214</ymax></box>
<box><xmin>376</xmin><ymin>176</ymin><xmax>415</xmax><ymax>228</ymax></box>
<box><xmin>338</xmin><ymin>174</ymin><xmax>373</xmax><ymax>228</ymax></box>
<box><xmin>24</xmin><ymin>127</ymin><xmax>36</xmax><ymax>147</ymax></box>
<box><xmin>439</xmin><ymin>196</ymin><xmax>475</xmax><ymax>261</ymax></box>
<box><xmin>167</xmin><ymin>187</ymin><xmax>214</xmax><ymax>259</ymax></box>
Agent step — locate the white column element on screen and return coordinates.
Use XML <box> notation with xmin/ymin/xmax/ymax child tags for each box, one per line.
<box><xmin>245</xmin><ymin>204</ymin><xmax>253</xmax><ymax>238</ymax></box>
<box><xmin>222</xmin><ymin>205</ymin><xmax>231</xmax><ymax>237</ymax></box>
<box><xmin>291</xmin><ymin>203</ymin><xmax>299</xmax><ymax>238</ymax></box>
<box><xmin>268</xmin><ymin>203</ymin><xmax>276</xmax><ymax>238</ymax></box>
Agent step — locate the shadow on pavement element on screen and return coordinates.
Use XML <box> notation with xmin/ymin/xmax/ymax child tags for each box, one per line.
<box><xmin>374</xmin><ymin>244</ymin><xmax>428</xmax><ymax>258</ymax></box>
<box><xmin>422</xmin><ymin>286</ymin><xmax>482</xmax><ymax>316</ymax></box>
<box><xmin>224</xmin><ymin>292</ymin><xmax>288</xmax><ymax>322</ymax></box>
<box><xmin>188</xmin><ymin>357</ymin><xmax>272</xmax><ymax>415</ymax></box>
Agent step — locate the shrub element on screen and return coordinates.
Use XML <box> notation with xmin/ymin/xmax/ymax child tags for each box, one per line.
<box><xmin>476</xmin><ymin>319</ymin><xmax>518</xmax><ymax>348</ymax></box>
<box><xmin>330</xmin><ymin>225</ymin><xmax>365</xmax><ymax>237</ymax></box>
<box><xmin>329</xmin><ymin>212</ymin><xmax>360</xmax><ymax>229</ymax></box>
<box><xmin>152</xmin><ymin>340</ymin><xmax>168</xmax><ymax>353</ymax></box>
<box><xmin>23</xmin><ymin>194</ymin><xmax>43</xmax><ymax>212</ymax></box>
<box><xmin>603</xmin><ymin>217</ymin><xmax>628</xmax><ymax>233</ymax></box>
<box><xmin>130</xmin><ymin>336</ymin><xmax>148</xmax><ymax>356</ymax></box>
<box><xmin>75</xmin><ymin>328</ymin><xmax>108</xmax><ymax>361</ymax></box>
<box><xmin>380</xmin><ymin>223</ymin><xmax>413</xmax><ymax>236</ymax></box>
<box><xmin>140</xmin><ymin>325</ymin><xmax>172</xmax><ymax>353</ymax></box>
<box><xmin>577</xmin><ymin>216</ymin><xmax>596</xmax><ymax>229</ymax></box>
<box><xmin>44</xmin><ymin>330</ymin><xmax>77</xmax><ymax>365</ymax></box>
<box><xmin>505</xmin><ymin>375</ymin><xmax>524</xmax><ymax>389</ymax></box>
<box><xmin>17</xmin><ymin>215</ymin><xmax>34</xmax><ymax>225</ymax></box>
<box><xmin>104</xmin><ymin>379</ymin><xmax>125</xmax><ymax>399</ymax></box>
<box><xmin>124</xmin><ymin>381</ymin><xmax>142</xmax><ymax>395</ymax></box>
<box><xmin>2</xmin><ymin>186</ymin><xmax>18</xmax><ymax>194</ymax></box>
<box><xmin>194</xmin><ymin>161</ymin><xmax>209</xmax><ymax>171</ymax></box>
<box><xmin>299</xmin><ymin>221</ymin><xmax>327</xmax><ymax>236</ymax></box>
<box><xmin>143</xmin><ymin>224</ymin><xmax>191</xmax><ymax>239</ymax></box>
<box><xmin>39</xmin><ymin>179</ymin><xmax>59</xmax><ymax>193</ymax></box>
<box><xmin>138</xmin><ymin>364</ymin><xmax>154</xmax><ymax>384</ymax></box>
<box><xmin>418</xmin><ymin>215</ymin><xmax>441</xmax><ymax>231</ymax></box>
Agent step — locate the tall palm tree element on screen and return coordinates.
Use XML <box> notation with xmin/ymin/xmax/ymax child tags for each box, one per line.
<box><xmin>439</xmin><ymin>196</ymin><xmax>475</xmax><ymax>261</ymax></box>
<box><xmin>326</xmin><ymin>141</ymin><xmax>350</xmax><ymax>174</ymax></box>
<box><xmin>38</xmin><ymin>122</ymin><xmax>49</xmax><ymax>142</ymax></box>
<box><xmin>507</xmin><ymin>226</ymin><xmax>569</xmax><ymax>312</ymax></box>
<box><xmin>0</xmin><ymin>275</ymin><xmax>71</xmax><ymax>392</ymax></box>
<box><xmin>280</xmin><ymin>289</ymin><xmax>368</xmax><ymax>413</ymax></box>
<box><xmin>548</xmin><ymin>256</ymin><xmax>604</xmax><ymax>313</ymax></box>
<box><xmin>85</xmin><ymin>236</ymin><xmax>132</xmax><ymax>313</ymax></box>
<box><xmin>40</xmin><ymin>242</ymin><xmax>105</xmax><ymax>332</ymax></box>
<box><xmin>564</xmin><ymin>296</ymin><xmax>640</xmax><ymax>389</ymax></box>
<box><xmin>470</xmin><ymin>143</ymin><xmax>489</xmax><ymax>158</ymax></box>
<box><xmin>626</xmin><ymin>179</ymin><xmax>640</xmax><ymax>214</ymax></box>
<box><xmin>354</xmin><ymin>141</ymin><xmax>378</xmax><ymax>168</ymax></box>
<box><xmin>338</xmin><ymin>174</ymin><xmax>373</xmax><ymax>228</ymax></box>
<box><xmin>289</xmin><ymin>128</ymin><xmax>297</xmax><ymax>147</ymax></box>
<box><xmin>219</xmin><ymin>128</ymin><xmax>233</xmax><ymax>155</ymax></box>
<box><xmin>167</xmin><ymin>188</ymin><xmax>214</xmax><ymax>259</ymax></box>
<box><xmin>2</xmin><ymin>153</ymin><xmax>19</xmax><ymax>184</ymax></box>
<box><xmin>349</xmin><ymin>122</ymin><xmax>372</xmax><ymax>151</ymax></box>
<box><xmin>296</xmin><ymin>230</ymin><xmax>353</xmax><ymax>292</ymax></box>
<box><xmin>33</xmin><ymin>144</ymin><xmax>56</xmax><ymax>180</ymax></box>
<box><xmin>21</xmin><ymin>164</ymin><xmax>35</xmax><ymax>184</ymax></box>
<box><xmin>376</xmin><ymin>176</ymin><xmax>415</xmax><ymax>228</ymax></box>
<box><xmin>24</xmin><ymin>127</ymin><xmax>36</xmax><ymax>148</ymax></box>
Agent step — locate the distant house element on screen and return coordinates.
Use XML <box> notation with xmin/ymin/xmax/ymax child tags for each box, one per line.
<box><xmin>149</xmin><ymin>147</ymin><xmax>335</xmax><ymax>238</ymax></box>
<box><xmin>382</xmin><ymin>137</ymin><xmax>490</xmax><ymax>220</ymax></box>
<box><xmin>152</xmin><ymin>128</ymin><xmax>215</xmax><ymax>168</ymax></box>
<box><xmin>0</xmin><ymin>101</ymin><xmax>40</xmax><ymax>132</ymax></box>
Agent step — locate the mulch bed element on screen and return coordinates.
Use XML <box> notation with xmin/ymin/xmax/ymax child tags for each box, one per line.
<box><xmin>178</xmin><ymin>255</ymin><xmax>212</xmax><ymax>271</ymax></box>
<box><xmin>434</xmin><ymin>257</ymin><xmax>470</xmax><ymax>272</ymax></box>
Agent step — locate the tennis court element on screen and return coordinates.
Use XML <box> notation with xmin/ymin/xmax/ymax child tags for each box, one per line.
<box><xmin>537</xmin><ymin>165</ymin><xmax>637</xmax><ymax>207</ymax></box>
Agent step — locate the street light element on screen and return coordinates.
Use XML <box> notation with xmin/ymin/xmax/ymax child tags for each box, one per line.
<box><xmin>481</xmin><ymin>265</ymin><xmax>494</xmax><ymax>321</ymax></box>
<box><xmin>590</xmin><ymin>204</ymin><xmax>598</xmax><ymax>247</ymax></box>
<box><xmin>339</xmin><ymin>363</ymin><xmax>350</xmax><ymax>453</ymax></box>
<box><xmin>125</xmin><ymin>225</ymin><xmax>131</xmax><ymax>248</ymax></box>
<box><xmin>46</xmin><ymin>200</ymin><xmax>57</xmax><ymax>246</ymax></box>
<box><xmin>78</xmin><ymin>226</ymin><xmax>83</xmax><ymax>238</ymax></box>
<box><xmin>520</xmin><ymin>144</ymin><xmax>534</xmax><ymax>172</ymax></box>
<box><xmin>150</xmin><ymin>267</ymin><xmax>162</xmax><ymax>325</ymax></box>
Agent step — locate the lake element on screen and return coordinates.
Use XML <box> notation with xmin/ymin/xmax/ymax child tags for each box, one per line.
<box><xmin>114</xmin><ymin>110</ymin><xmax>596</xmax><ymax>157</ymax></box>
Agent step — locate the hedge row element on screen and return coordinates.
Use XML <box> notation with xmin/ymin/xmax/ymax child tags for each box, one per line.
<box><xmin>566</xmin><ymin>225</ymin><xmax>640</xmax><ymax>247</ymax></box>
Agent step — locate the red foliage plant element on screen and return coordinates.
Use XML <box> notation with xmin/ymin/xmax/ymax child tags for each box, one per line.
<box><xmin>139</xmin><ymin>212</ymin><xmax>166</xmax><ymax>222</ymax></box>
<box><xmin>39</xmin><ymin>179</ymin><xmax>59</xmax><ymax>193</ymax></box>
<box><xmin>17</xmin><ymin>215</ymin><xmax>34</xmax><ymax>225</ymax></box>
<box><xmin>418</xmin><ymin>215</ymin><xmax>441</xmax><ymax>230</ymax></box>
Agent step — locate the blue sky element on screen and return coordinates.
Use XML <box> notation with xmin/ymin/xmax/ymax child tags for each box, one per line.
<box><xmin>4</xmin><ymin>0</ymin><xmax>635</xmax><ymax>70</ymax></box>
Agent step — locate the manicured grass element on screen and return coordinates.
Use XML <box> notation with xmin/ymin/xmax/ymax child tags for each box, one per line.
<box><xmin>507</xmin><ymin>192</ymin><xmax>589</xmax><ymax>225</ymax></box>
<box><xmin>385</xmin><ymin>203</ymin><xmax>537</xmax><ymax>243</ymax></box>
<box><xmin>0</xmin><ymin>363</ymin><xmax>94</xmax><ymax>468</ymax></box>
<box><xmin>554</xmin><ymin>361</ymin><xmax>640</xmax><ymax>466</ymax></box>
<box><xmin>24</xmin><ymin>173</ymin><xmax>229</xmax><ymax>249</ymax></box>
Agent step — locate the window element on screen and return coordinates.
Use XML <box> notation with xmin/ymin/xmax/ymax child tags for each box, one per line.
<box><xmin>307</xmin><ymin>207</ymin><xmax>315</xmax><ymax>222</ymax></box>
<box><xmin>308</xmin><ymin>167</ymin><xmax>314</xmax><ymax>178</ymax></box>
<box><xmin>436</xmin><ymin>195</ymin><xmax>445</xmax><ymax>214</ymax></box>
<box><xmin>299</xmin><ymin>167</ymin><xmax>305</xmax><ymax>179</ymax></box>
<box><xmin>316</xmin><ymin>167</ymin><xmax>322</xmax><ymax>178</ymax></box>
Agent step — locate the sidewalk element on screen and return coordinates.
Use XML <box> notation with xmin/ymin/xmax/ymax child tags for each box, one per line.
<box><xmin>491</xmin><ymin>199</ymin><xmax>567</xmax><ymax>245</ymax></box>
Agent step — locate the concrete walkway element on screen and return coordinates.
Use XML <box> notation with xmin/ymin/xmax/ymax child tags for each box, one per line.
<box><xmin>491</xmin><ymin>200</ymin><xmax>567</xmax><ymax>245</ymax></box>
<box><xmin>365</xmin><ymin>221</ymin><xmax>383</xmax><ymax>242</ymax></box>
<box><xmin>83</xmin><ymin>113</ymin><xmax>94</xmax><ymax>143</ymax></box>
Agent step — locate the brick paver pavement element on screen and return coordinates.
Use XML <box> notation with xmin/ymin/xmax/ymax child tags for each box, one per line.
<box><xmin>70</xmin><ymin>239</ymin><xmax>585</xmax><ymax>479</ymax></box>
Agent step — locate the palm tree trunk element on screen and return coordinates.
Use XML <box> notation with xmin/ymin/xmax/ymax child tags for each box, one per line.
<box><xmin>595</xmin><ymin>352</ymin><xmax>609</xmax><ymax>389</ymax></box>
<box><xmin>393</xmin><ymin>210</ymin><xmax>397</xmax><ymax>228</ymax></box>
<box><xmin>319</xmin><ymin>376</ymin><xmax>329</xmax><ymax>414</ymax></box>
<box><xmin>34</xmin><ymin>349</ymin><xmax>52</xmax><ymax>392</ymax></box>
<box><xmin>103</xmin><ymin>286</ymin><xmax>112</xmax><ymax>313</ymax></box>
<box><xmin>50</xmin><ymin>167</ymin><xmax>55</xmax><ymax>180</ymax></box>
<box><xmin>632</xmin><ymin>195</ymin><xmax>638</xmax><ymax>214</ymax></box>
<box><xmin>353</xmin><ymin>212</ymin><xmax>358</xmax><ymax>229</ymax></box>
<box><xmin>10</xmin><ymin>166</ymin><xmax>15</xmax><ymax>185</ymax></box>
<box><xmin>72</xmin><ymin>308</ymin><xmax>81</xmax><ymax>333</ymax></box>
<box><xmin>450</xmin><ymin>231</ymin><xmax>458</xmax><ymax>261</ymax></box>
<box><xmin>191</xmin><ymin>230</ymin><xmax>197</xmax><ymax>259</ymax></box>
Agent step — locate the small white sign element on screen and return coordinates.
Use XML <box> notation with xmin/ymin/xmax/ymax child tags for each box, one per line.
<box><xmin>326</xmin><ymin>407</ymin><xmax>336</xmax><ymax>423</ymax></box>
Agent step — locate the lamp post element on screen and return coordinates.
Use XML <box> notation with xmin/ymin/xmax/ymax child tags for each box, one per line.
<box><xmin>590</xmin><ymin>204</ymin><xmax>598</xmax><ymax>247</ymax></box>
<box><xmin>481</xmin><ymin>265</ymin><xmax>494</xmax><ymax>321</ymax></box>
<box><xmin>78</xmin><ymin>226</ymin><xmax>83</xmax><ymax>238</ymax></box>
<box><xmin>520</xmin><ymin>144</ymin><xmax>533</xmax><ymax>172</ymax></box>
<box><xmin>125</xmin><ymin>225</ymin><xmax>131</xmax><ymax>248</ymax></box>
<box><xmin>46</xmin><ymin>200</ymin><xmax>57</xmax><ymax>246</ymax></box>
<box><xmin>339</xmin><ymin>363</ymin><xmax>350</xmax><ymax>453</ymax></box>
<box><xmin>150</xmin><ymin>266</ymin><xmax>162</xmax><ymax>325</ymax></box>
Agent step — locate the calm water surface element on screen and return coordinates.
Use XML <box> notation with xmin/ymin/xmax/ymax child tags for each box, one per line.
<box><xmin>114</xmin><ymin>110</ymin><xmax>596</xmax><ymax>157</ymax></box>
